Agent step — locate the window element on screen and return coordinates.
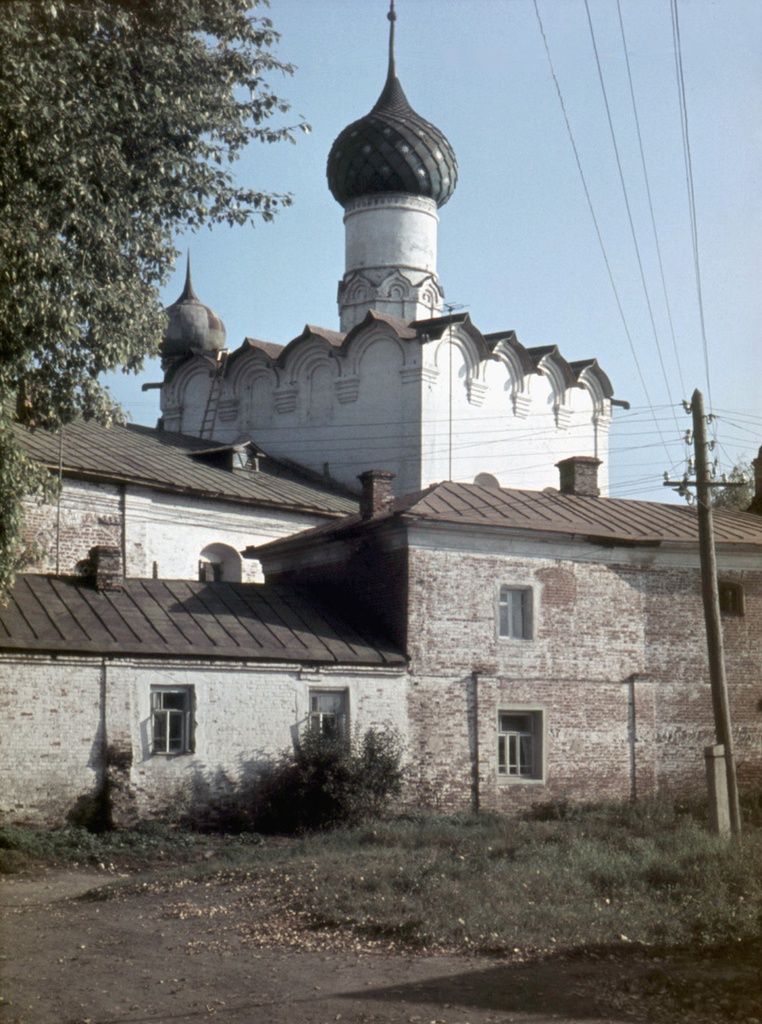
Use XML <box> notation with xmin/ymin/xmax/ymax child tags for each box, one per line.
<box><xmin>497</xmin><ymin>710</ymin><xmax>543</xmax><ymax>780</ymax></box>
<box><xmin>151</xmin><ymin>688</ymin><xmax>194</xmax><ymax>755</ymax></box>
<box><xmin>499</xmin><ymin>586</ymin><xmax>533</xmax><ymax>640</ymax></box>
<box><xmin>718</xmin><ymin>581</ymin><xmax>745</xmax><ymax>616</ymax></box>
<box><xmin>309</xmin><ymin>690</ymin><xmax>348</xmax><ymax>738</ymax></box>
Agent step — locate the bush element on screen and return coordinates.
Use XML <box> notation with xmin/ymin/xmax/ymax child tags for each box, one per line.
<box><xmin>251</xmin><ymin>727</ymin><xmax>405</xmax><ymax>834</ymax></box>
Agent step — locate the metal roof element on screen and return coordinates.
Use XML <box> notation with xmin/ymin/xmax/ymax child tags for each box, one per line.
<box><xmin>0</xmin><ymin>575</ymin><xmax>404</xmax><ymax>666</ymax></box>
<box><xmin>13</xmin><ymin>419</ymin><xmax>356</xmax><ymax>517</ymax></box>
<box><xmin>252</xmin><ymin>480</ymin><xmax>762</xmax><ymax>556</ymax></box>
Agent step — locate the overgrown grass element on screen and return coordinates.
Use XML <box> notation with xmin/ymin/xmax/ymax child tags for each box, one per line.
<box><xmin>2</xmin><ymin>799</ymin><xmax>761</xmax><ymax>956</ymax></box>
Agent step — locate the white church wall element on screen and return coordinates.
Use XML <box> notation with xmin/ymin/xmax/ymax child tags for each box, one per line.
<box><xmin>163</xmin><ymin>322</ymin><xmax>612</xmax><ymax>499</ymax></box>
<box><xmin>219</xmin><ymin>326</ymin><xmax>426</xmax><ymax>495</ymax></box>
<box><xmin>417</xmin><ymin>329</ymin><xmax>606</xmax><ymax>492</ymax></box>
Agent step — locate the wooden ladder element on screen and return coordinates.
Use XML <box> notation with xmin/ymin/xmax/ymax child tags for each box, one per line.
<box><xmin>198</xmin><ymin>350</ymin><xmax>228</xmax><ymax>440</ymax></box>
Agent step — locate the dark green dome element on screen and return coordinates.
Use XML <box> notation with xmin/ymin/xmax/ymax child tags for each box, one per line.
<box><xmin>327</xmin><ymin>8</ymin><xmax>457</xmax><ymax>208</ymax></box>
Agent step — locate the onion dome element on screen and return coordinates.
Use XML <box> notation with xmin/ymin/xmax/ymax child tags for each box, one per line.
<box><xmin>327</xmin><ymin>2</ymin><xmax>457</xmax><ymax>208</ymax></box>
<box><xmin>161</xmin><ymin>256</ymin><xmax>226</xmax><ymax>359</ymax></box>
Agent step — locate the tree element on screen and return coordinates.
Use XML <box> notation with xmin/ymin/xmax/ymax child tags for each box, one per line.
<box><xmin>711</xmin><ymin>460</ymin><xmax>754</xmax><ymax>513</ymax></box>
<box><xmin>0</xmin><ymin>0</ymin><xmax>306</xmax><ymax>595</ymax></box>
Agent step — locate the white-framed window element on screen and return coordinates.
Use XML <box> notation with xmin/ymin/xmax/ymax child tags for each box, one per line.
<box><xmin>498</xmin><ymin>586</ymin><xmax>533</xmax><ymax>640</ymax></box>
<box><xmin>309</xmin><ymin>690</ymin><xmax>348</xmax><ymax>738</ymax></box>
<box><xmin>497</xmin><ymin>709</ymin><xmax>543</xmax><ymax>780</ymax></box>
<box><xmin>151</xmin><ymin>687</ymin><xmax>194</xmax><ymax>755</ymax></box>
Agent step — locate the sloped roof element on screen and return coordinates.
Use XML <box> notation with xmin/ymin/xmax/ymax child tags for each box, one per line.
<box><xmin>252</xmin><ymin>480</ymin><xmax>762</xmax><ymax>556</ymax></box>
<box><xmin>0</xmin><ymin>575</ymin><xmax>404</xmax><ymax>666</ymax></box>
<box><xmin>13</xmin><ymin>419</ymin><xmax>356</xmax><ymax>517</ymax></box>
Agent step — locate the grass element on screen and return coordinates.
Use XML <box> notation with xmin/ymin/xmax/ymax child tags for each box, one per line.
<box><xmin>2</xmin><ymin>798</ymin><xmax>761</xmax><ymax>956</ymax></box>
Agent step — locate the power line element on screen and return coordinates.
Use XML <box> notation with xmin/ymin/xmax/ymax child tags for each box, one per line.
<box><xmin>615</xmin><ymin>0</ymin><xmax>686</xmax><ymax>398</ymax></box>
<box><xmin>584</xmin><ymin>0</ymin><xmax>682</xmax><ymax>446</ymax></box>
<box><xmin>671</xmin><ymin>0</ymin><xmax>714</xmax><ymax>413</ymax></box>
<box><xmin>532</xmin><ymin>0</ymin><xmax>672</xmax><ymax>463</ymax></box>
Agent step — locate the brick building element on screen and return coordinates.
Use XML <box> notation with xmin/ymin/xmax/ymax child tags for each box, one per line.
<box><xmin>252</xmin><ymin>464</ymin><xmax>762</xmax><ymax>813</ymax></box>
<box><xmin>2</xmin><ymin>7</ymin><xmax>760</xmax><ymax>825</ymax></box>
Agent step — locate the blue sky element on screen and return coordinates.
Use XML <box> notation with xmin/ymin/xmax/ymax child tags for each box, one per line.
<box><xmin>105</xmin><ymin>0</ymin><xmax>761</xmax><ymax>502</ymax></box>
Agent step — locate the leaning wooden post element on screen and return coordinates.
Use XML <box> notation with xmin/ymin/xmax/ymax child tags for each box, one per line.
<box><xmin>692</xmin><ymin>389</ymin><xmax>742</xmax><ymax>836</ymax></box>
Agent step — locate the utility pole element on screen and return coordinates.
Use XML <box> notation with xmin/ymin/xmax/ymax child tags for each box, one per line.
<box><xmin>667</xmin><ymin>389</ymin><xmax>742</xmax><ymax>835</ymax></box>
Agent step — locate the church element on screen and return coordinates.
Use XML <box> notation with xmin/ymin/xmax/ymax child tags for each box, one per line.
<box><xmin>2</xmin><ymin>4</ymin><xmax>761</xmax><ymax>827</ymax></box>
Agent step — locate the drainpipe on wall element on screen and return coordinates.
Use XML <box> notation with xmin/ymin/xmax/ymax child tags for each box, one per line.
<box><xmin>119</xmin><ymin>483</ymin><xmax>127</xmax><ymax>578</ymax></box>
<box><xmin>626</xmin><ymin>674</ymin><xmax>637</xmax><ymax>802</ymax></box>
<box><xmin>468</xmin><ymin>672</ymin><xmax>480</xmax><ymax>813</ymax></box>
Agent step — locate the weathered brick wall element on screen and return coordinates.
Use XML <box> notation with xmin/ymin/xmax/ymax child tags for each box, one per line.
<box><xmin>22</xmin><ymin>481</ymin><xmax>122</xmax><ymax>574</ymax></box>
<box><xmin>0</xmin><ymin>656</ymin><xmax>104</xmax><ymax>823</ymax></box>
<box><xmin>642</xmin><ymin>566</ymin><xmax>762</xmax><ymax>792</ymax></box>
<box><xmin>1</xmin><ymin>655</ymin><xmax>409</xmax><ymax>826</ymax></box>
<box><xmin>402</xmin><ymin>543</ymin><xmax>762</xmax><ymax>812</ymax></box>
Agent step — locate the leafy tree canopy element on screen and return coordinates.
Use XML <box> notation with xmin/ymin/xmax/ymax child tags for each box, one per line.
<box><xmin>711</xmin><ymin>459</ymin><xmax>754</xmax><ymax>512</ymax></box>
<box><xmin>0</xmin><ymin>0</ymin><xmax>305</xmax><ymax>594</ymax></box>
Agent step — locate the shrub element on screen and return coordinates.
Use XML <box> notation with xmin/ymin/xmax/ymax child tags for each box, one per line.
<box><xmin>251</xmin><ymin>726</ymin><xmax>405</xmax><ymax>834</ymax></box>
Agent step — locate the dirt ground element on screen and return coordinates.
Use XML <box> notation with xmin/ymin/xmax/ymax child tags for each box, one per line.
<box><xmin>1</xmin><ymin>867</ymin><xmax>760</xmax><ymax>1024</ymax></box>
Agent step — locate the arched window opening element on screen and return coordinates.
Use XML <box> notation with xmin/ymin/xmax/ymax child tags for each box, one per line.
<box><xmin>198</xmin><ymin>542</ymin><xmax>242</xmax><ymax>583</ymax></box>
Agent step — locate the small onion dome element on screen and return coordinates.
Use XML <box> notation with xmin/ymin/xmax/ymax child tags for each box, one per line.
<box><xmin>161</xmin><ymin>257</ymin><xmax>226</xmax><ymax>359</ymax></box>
<box><xmin>327</xmin><ymin>6</ymin><xmax>457</xmax><ymax>208</ymax></box>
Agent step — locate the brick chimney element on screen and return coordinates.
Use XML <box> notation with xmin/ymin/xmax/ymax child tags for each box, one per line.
<box><xmin>556</xmin><ymin>456</ymin><xmax>602</xmax><ymax>497</ymax></box>
<box><xmin>91</xmin><ymin>545</ymin><xmax>124</xmax><ymax>591</ymax></box>
<box><xmin>358</xmin><ymin>470</ymin><xmax>396</xmax><ymax>519</ymax></box>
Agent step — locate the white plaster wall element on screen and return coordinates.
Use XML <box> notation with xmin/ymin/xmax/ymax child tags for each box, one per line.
<box><xmin>224</xmin><ymin>328</ymin><xmax>425</xmax><ymax>495</ymax></box>
<box><xmin>165</xmin><ymin>323</ymin><xmax>611</xmax><ymax>500</ymax></box>
<box><xmin>420</xmin><ymin>332</ymin><xmax>605</xmax><ymax>493</ymax></box>
<box><xmin>344</xmin><ymin>194</ymin><xmax>438</xmax><ymax>274</ymax></box>
<box><xmin>23</xmin><ymin>480</ymin><xmax>335</xmax><ymax>583</ymax></box>
<box><xmin>111</xmin><ymin>661</ymin><xmax>410</xmax><ymax>820</ymax></box>
<box><xmin>1</xmin><ymin>654</ymin><xmax>410</xmax><ymax>825</ymax></box>
<box><xmin>124</xmin><ymin>487</ymin><xmax>333</xmax><ymax>582</ymax></box>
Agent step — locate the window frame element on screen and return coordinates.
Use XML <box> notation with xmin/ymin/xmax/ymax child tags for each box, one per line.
<box><xmin>497</xmin><ymin>585</ymin><xmax>534</xmax><ymax>641</ymax></box>
<box><xmin>718</xmin><ymin>581</ymin><xmax>745</xmax><ymax>617</ymax></box>
<box><xmin>308</xmin><ymin>689</ymin><xmax>349</xmax><ymax>739</ymax></box>
<box><xmin>496</xmin><ymin>707</ymin><xmax>545</xmax><ymax>782</ymax></box>
<box><xmin>151</xmin><ymin>686</ymin><xmax>194</xmax><ymax>756</ymax></box>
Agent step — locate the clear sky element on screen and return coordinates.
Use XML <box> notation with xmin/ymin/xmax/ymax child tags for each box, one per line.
<box><xmin>105</xmin><ymin>0</ymin><xmax>762</xmax><ymax>502</ymax></box>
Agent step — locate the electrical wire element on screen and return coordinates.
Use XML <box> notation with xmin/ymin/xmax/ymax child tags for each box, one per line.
<box><xmin>584</xmin><ymin>0</ymin><xmax>682</xmax><ymax>446</ymax></box>
<box><xmin>671</xmin><ymin>0</ymin><xmax>714</xmax><ymax>415</ymax></box>
<box><xmin>615</xmin><ymin>0</ymin><xmax>686</xmax><ymax>399</ymax></box>
<box><xmin>532</xmin><ymin>0</ymin><xmax>672</xmax><ymax>463</ymax></box>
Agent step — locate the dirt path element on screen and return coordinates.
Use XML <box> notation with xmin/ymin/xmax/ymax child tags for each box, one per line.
<box><xmin>1</xmin><ymin>869</ymin><xmax>759</xmax><ymax>1024</ymax></box>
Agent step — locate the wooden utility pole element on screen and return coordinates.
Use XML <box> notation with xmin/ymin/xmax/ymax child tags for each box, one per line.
<box><xmin>691</xmin><ymin>389</ymin><xmax>742</xmax><ymax>835</ymax></box>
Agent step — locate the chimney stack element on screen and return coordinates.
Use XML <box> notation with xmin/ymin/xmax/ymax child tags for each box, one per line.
<box><xmin>358</xmin><ymin>470</ymin><xmax>396</xmax><ymax>519</ymax></box>
<box><xmin>90</xmin><ymin>545</ymin><xmax>124</xmax><ymax>591</ymax></box>
<box><xmin>556</xmin><ymin>456</ymin><xmax>602</xmax><ymax>498</ymax></box>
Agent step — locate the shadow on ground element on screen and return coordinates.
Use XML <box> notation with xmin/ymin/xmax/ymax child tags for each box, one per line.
<box><xmin>340</xmin><ymin>941</ymin><xmax>762</xmax><ymax>1023</ymax></box>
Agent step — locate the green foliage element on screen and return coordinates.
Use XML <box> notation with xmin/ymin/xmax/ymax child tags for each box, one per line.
<box><xmin>220</xmin><ymin>727</ymin><xmax>406</xmax><ymax>834</ymax></box>
<box><xmin>0</xmin><ymin>421</ymin><xmax>57</xmax><ymax>595</ymax></box>
<box><xmin>0</xmin><ymin>822</ymin><xmax>194</xmax><ymax>873</ymax></box>
<box><xmin>0</xmin><ymin>0</ymin><xmax>305</xmax><ymax>595</ymax></box>
<box><xmin>712</xmin><ymin>459</ymin><xmax>754</xmax><ymax>511</ymax></box>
